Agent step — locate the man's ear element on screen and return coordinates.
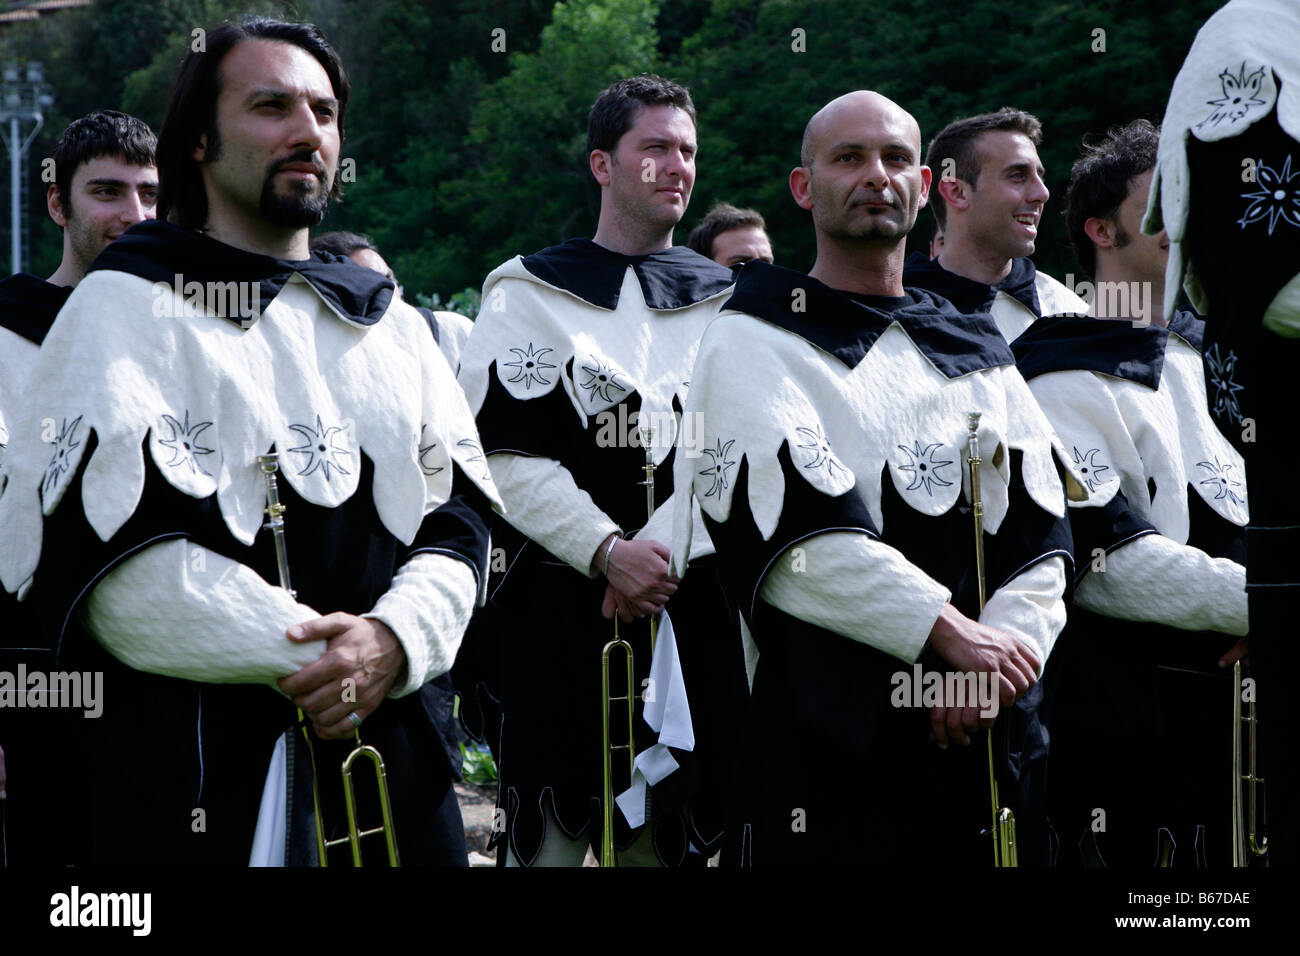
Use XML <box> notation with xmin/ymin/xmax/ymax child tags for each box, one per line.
<box><xmin>47</xmin><ymin>184</ymin><xmax>68</xmax><ymax>228</ymax></box>
<box><xmin>589</xmin><ymin>148</ymin><xmax>612</xmax><ymax>187</ymax></box>
<box><xmin>1083</xmin><ymin>216</ymin><xmax>1117</xmax><ymax>249</ymax></box>
<box><xmin>790</xmin><ymin>165</ymin><xmax>813</xmax><ymax>211</ymax></box>
<box><xmin>917</xmin><ymin>164</ymin><xmax>933</xmax><ymax>210</ymax></box>
<box><xmin>193</xmin><ymin>133</ymin><xmax>208</xmax><ymax>163</ymax></box>
<box><xmin>935</xmin><ymin>175</ymin><xmax>970</xmax><ymax>213</ymax></box>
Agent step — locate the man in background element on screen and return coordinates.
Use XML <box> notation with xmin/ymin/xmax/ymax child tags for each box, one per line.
<box><xmin>687</xmin><ymin>201</ymin><xmax>774</xmax><ymax>266</ymax></box>
<box><xmin>905</xmin><ymin>107</ymin><xmax>1088</xmax><ymax>341</ymax></box>
<box><xmin>0</xmin><ymin>109</ymin><xmax>157</xmax><ymax>865</ymax></box>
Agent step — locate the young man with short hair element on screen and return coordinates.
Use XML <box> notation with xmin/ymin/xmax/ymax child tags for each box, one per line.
<box><xmin>1013</xmin><ymin>120</ymin><xmax>1249</xmax><ymax>865</ymax></box>
<box><xmin>0</xmin><ymin>109</ymin><xmax>156</xmax><ymax>865</ymax></box>
<box><xmin>687</xmin><ymin>201</ymin><xmax>774</xmax><ymax>266</ymax></box>
<box><xmin>458</xmin><ymin>74</ymin><xmax>746</xmax><ymax>867</ymax></box>
<box><xmin>905</xmin><ymin>107</ymin><xmax>1088</xmax><ymax>341</ymax></box>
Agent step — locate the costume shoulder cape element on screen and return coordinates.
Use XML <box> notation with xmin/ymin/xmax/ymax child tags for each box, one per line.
<box><xmin>0</xmin><ymin>220</ymin><xmax>501</xmax><ymax>595</ymax></box>
<box><xmin>0</xmin><ymin>274</ymin><xmax>72</xmax><ymax>467</ymax></box>
<box><xmin>904</xmin><ymin>253</ymin><xmax>1089</xmax><ymax>341</ymax></box>
<box><xmin>458</xmin><ymin>238</ymin><xmax>734</xmax><ymax>467</ymax></box>
<box><xmin>671</xmin><ymin>261</ymin><xmax>1085</xmax><ymax>578</ymax></box>
<box><xmin>1013</xmin><ymin>310</ymin><xmax>1247</xmax><ymax>544</ymax></box>
<box><xmin>1145</xmin><ymin>0</ymin><xmax>1300</xmax><ymax>322</ymax></box>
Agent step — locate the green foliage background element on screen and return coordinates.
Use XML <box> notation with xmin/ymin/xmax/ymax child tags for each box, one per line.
<box><xmin>2</xmin><ymin>0</ymin><xmax>1225</xmax><ymax>300</ymax></box>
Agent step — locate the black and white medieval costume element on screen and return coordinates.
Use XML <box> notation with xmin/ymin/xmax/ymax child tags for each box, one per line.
<box><xmin>1146</xmin><ymin>0</ymin><xmax>1299</xmax><ymax>863</ymax></box>
<box><xmin>415</xmin><ymin>307</ymin><xmax>474</xmax><ymax>374</ymax></box>
<box><xmin>1012</xmin><ymin>311</ymin><xmax>1248</xmax><ymax>865</ymax></box>
<box><xmin>0</xmin><ymin>273</ymin><xmax>73</xmax><ymax>865</ymax></box>
<box><xmin>669</xmin><ymin>261</ymin><xmax>1079</xmax><ymax>866</ymax></box>
<box><xmin>904</xmin><ymin>253</ymin><xmax>1088</xmax><ymax>343</ymax></box>
<box><xmin>457</xmin><ymin>238</ymin><xmax>747</xmax><ymax>865</ymax></box>
<box><xmin>0</xmin><ymin>220</ymin><xmax>500</xmax><ymax>866</ymax></box>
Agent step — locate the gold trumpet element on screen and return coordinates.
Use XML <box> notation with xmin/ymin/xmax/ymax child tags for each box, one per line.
<box><xmin>1231</xmin><ymin>659</ymin><xmax>1268</xmax><ymax>865</ymax></box>
<box><xmin>965</xmin><ymin>413</ymin><xmax>1018</xmax><ymax>868</ymax></box>
<box><xmin>258</xmin><ymin>453</ymin><xmax>401</xmax><ymax>867</ymax></box>
<box><xmin>598</xmin><ymin>422</ymin><xmax>659</xmax><ymax>866</ymax></box>
<box><xmin>600</xmin><ymin>633</ymin><xmax>636</xmax><ymax>867</ymax></box>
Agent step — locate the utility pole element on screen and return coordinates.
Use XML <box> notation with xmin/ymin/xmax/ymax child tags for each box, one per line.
<box><xmin>1</xmin><ymin>61</ymin><xmax>54</xmax><ymax>276</ymax></box>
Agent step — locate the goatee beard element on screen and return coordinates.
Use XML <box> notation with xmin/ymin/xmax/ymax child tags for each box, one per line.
<box><xmin>260</xmin><ymin>177</ymin><xmax>329</xmax><ymax>228</ymax></box>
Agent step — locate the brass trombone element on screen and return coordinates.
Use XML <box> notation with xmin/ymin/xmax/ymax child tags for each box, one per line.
<box><xmin>598</xmin><ymin>422</ymin><xmax>658</xmax><ymax>866</ymax></box>
<box><xmin>1231</xmin><ymin>659</ymin><xmax>1268</xmax><ymax>865</ymax></box>
<box><xmin>258</xmin><ymin>453</ymin><xmax>401</xmax><ymax>867</ymax></box>
<box><xmin>965</xmin><ymin>413</ymin><xmax>1018</xmax><ymax>867</ymax></box>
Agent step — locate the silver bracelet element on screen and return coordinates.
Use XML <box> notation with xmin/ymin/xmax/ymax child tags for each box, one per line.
<box><xmin>603</xmin><ymin>534</ymin><xmax>621</xmax><ymax>575</ymax></box>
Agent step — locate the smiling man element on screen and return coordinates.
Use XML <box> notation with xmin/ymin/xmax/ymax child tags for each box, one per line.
<box><xmin>669</xmin><ymin>90</ymin><xmax>1078</xmax><ymax>866</ymax></box>
<box><xmin>1012</xmin><ymin>119</ymin><xmax>1249</xmax><ymax>866</ymax></box>
<box><xmin>458</xmin><ymin>74</ymin><xmax>746</xmax><ymax>867</ymax></box>
<box><xmin>905</xmin><ymin>107</ymin><xmax>1088</xmax><ymax>342</ymax></box>
<box><xmin>0</xmin><ymin>109</ymin><xmax>155</xmax><ymax>866</ymax></box>
<box><xmin>0</xmin><ymin>17</ymin><xmax>498</xmax><ymax>866</ymax></box>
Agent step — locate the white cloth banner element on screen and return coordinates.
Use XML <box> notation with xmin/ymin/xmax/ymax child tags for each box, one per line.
<box><xmin>615</xmin><ymin>611</ymin><xmax>695</xmax><ymax>828</ymax></box>
<box><xmin>248</xmin><ymin>732</ymin><xmax>289</xmax><ymax>867</ymax></box>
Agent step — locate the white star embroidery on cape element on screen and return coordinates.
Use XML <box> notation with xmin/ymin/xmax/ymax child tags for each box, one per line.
<box><xmin>1205</xmin><ymin>344</ymin><xmax>1245</xmax><ymax>425</ymax></box>
<box><xmin>579</xmin><ymin>355</ymin><xmax>629</xmax><ymax>404</ymax></box>
<box><xmin>1199</xmin><ymin>61</ymin><xmax>1269</xmax><ymax>129</ymax></box>
<box><xmin>288</xmin><ymin>416</ymin><xmax>352</xmax><ymax>482</ymax></box>
<box><xmin>1238</xmin><ymin>154</ymin><xmax>1300</xmax><ymax>235</ymax></box>
<box><xmin>158</xmin><ymin>410</ymin><xmax>215</xmax><ymax>476</ymax></box>
<box><xmin>699</xmin><ymin>438</ymin><xmax>737</xmax><ymax>498</ymax></box>
<box><xmin>795</xmin><ymin>424</ymin><xmax>847</xmax><ymax>478</ymax></box>
<box><xmin>457</xmin><ymin>437</ymin><xmax>490</xmax><ymax>481</ymax></box>
<box><xmin>1071</xmin><ymin>446</ymin><xmax>1112</xmax><ymax>493</ymax></box>
<box><xmin>418</xmin><ymin>424</ymin><xmax>445</xmax><ymax>477</ymax></box>
<box><xmin>1197</xmin><ymin>457</ymin><xmax>1246</xmax><ymax>507</ymax></box>
<box><xmin>896</xmin><ymin>440</ymin><xmax>954</xmax><ymax>496</ymax></box>
<box><xmin>43</xmin><ymin>414</ymin><xmax>83</xmax><ymax>496</ymax></box>
<box><xmin>503</xmin><ymin>342</ymin><xmax>557</xmax><ymax>389</ymax></box>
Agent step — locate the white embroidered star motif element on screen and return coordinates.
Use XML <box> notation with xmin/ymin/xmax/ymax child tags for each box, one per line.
<box><xmin>1197</xmin><ymin>457</ymin><xmax>1246</xmax><ymax>507</ymax></box>
<box><xmin>579</xmin><ymin>355</ymin><xmax>628</xmax><ymax>404</ymax></box>
<box><xmin>503</xmin><ymin>342</ymin><xmax>556</xmax><ymax>389</ymax></box>
<box><xmin>1205</xmin><ymin>344</ymin><xmax>1245</xmax><ymax>425</ymax></box>
<box><xmin>43</xmin><ymin>415</ymin><xmax>83</xmax><ymax>496</ymax></box>
<box><xmin>1071</xmin><ymin>446</ymin><xmax>1112</xmax><ymax>493</ymax></box>
<box><xmin>418</xmin><ymin>424</ymin><xmax>444</xmax><ymax>477</ymax></box>
<box><xmin>699</xmin><ymin>438</ymin><xmax>737</xmax><ymax>498</ymax></box>
<box><xmin>896</xmin><ymin>440</ymin><xmax>954</xmax><ymax>496</ymax></box>
<box><xmin>1199</xmin><ymin>61</ymin><xmax>1269</xmax><ymax>129</ymax></box>
<box><xmin>158</xmin><ymin>410</ymin><xmax>215</xmax><ymax>476</ymax></box>
<box><xmin>795</xmin><ymin>424</ymin><xmax>847</xmax><ymax>478</ymax></box>
<box><xmin>457</xmin><ymin>437</ymin><xmax>491</xmax><ymax>481</ymax></box>
<box><xmin>1238</xmin><ymin>154</ymin><xmax>1300</xmax><ymax>235</ymax></box>
<box><xmin>288</xmin><ymin>416</ymin><xmax>352</xmax><ymax>482</ymax></box>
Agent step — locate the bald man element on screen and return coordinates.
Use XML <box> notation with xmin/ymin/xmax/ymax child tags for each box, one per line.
<box><xmin>670</xmin><ymin>91</ymin><xmax>1080</xmax><ymax>866</ymax></box>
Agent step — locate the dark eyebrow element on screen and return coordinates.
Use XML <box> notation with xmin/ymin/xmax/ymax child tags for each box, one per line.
<box><xmin>827</xmin><ymin>141</ymin><xmax>915</xmax><ymax>158</ymax></box>
<box><xmin>1005</xmin><ymin>161</ymin><xmax>1044</xmax><ymax>177</ymax></box>
<box><xmin>246</xmin><ymin>88</ymin><xmax>339</xmax><ymax>111</ymax></box>
<box><xmin>637</xmin><ymin>136</ymin><xmax>695</xmax><ymax>150</ymax></box>
<box><xmin>83</xmin><ymin>176</ymin><xmax>159</xmax><ymax>189</ymax></box>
